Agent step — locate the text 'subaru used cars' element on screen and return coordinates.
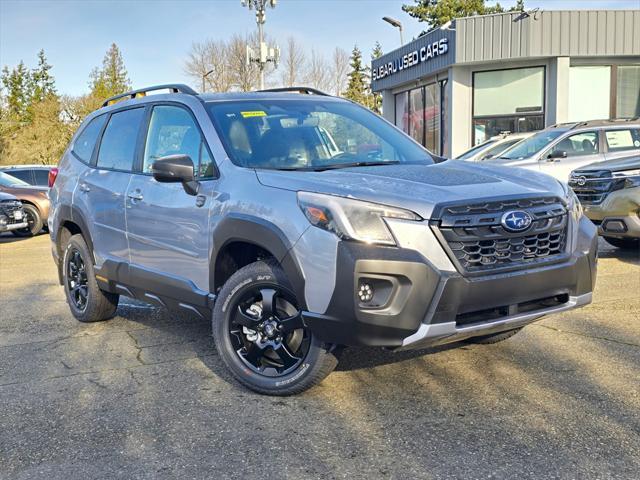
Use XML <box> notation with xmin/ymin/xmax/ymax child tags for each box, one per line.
<box><xmin>0</xmin><ymin>191</ymin><xmax>28</xmax><ymax>234</ymax></box>
<box><xmin>0</xmin><ymin>171</ymin><xmax>50</xmax><ymax>236</ymax></box>
<box><xmin>49</xmin><ymin>85</ymin><xmax>597</xmax><ymax>395</ymax></box>
<box><xmin>570</xmin><ymin>155</ymin><xmax>640</xmax><ymax>250</ymax></box>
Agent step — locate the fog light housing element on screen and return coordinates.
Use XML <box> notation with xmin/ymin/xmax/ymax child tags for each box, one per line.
<box><xmin>358</xmin><ymin>282</ymin><xmax>374</xmax><ymax>303</ymax></box>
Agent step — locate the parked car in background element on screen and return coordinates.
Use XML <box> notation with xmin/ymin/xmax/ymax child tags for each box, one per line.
<box><xmin>0</xmin><ymin>171</ymin><xmax>49</xmax><ymax>236</ymax></box>
<box><xmin>484</xmin><ymin>119</ymin><xmax>640</xmax><ymax>182</ymax></box>
<box><xmin>569</xmin><ymin>156</ymin><xmax>640</xmax><ymax>250</ymax></box>
<box><xmin>0</xmin><ymin>165</ymin><xmax>54</xmax><ymax>187</ymax></box>
<box><xmin>456</xmin><ymin>132</ymin><xmax>532</xmax><ymax>162</ymax></box>
<box><xmin>0</xmin><ymin>191</ymin><xmax>28</xmax><ymax>234</ymax></box>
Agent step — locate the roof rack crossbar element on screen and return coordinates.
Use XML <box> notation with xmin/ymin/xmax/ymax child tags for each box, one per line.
<box><xmin>258</xmin><ymin>86</ymin><xmax>330</xmax><ymax>96</ymax></box>
<box><xmin>102</xmin><ymin>84</ymin><xmax>198</xmax><ymax>107</ymax></box>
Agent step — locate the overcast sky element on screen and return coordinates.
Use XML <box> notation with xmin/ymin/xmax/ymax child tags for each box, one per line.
<box><xmin>1</xmin><ymin>0</ymin><xmax>636</xmax><ymax>96</ymax></box>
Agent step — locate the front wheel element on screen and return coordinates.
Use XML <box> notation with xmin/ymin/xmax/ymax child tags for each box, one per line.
<box><xmin>212</xmin><ymin>261</ymin><xmax>338</xmax><ymax>395</ymax></box>
<box><xmin>12</xmin><ymin>204</ymin><xmax>43</xmax><ymax>237</ymax></box>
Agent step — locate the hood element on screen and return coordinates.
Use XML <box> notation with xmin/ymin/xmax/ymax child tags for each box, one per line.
<box><xmin>256</xmin><ymin>160</ymin><xmax>564</xmax><ymax>219</ymax></box>
<box><xmin>574</xmin><ymin>155</ymin><xmax>640</xmax><ymax>173</ymax></box>
<box><xmin>0</xmin><ymin>191</ymin><xmax>19</xmax><ymax>202</ymax></box>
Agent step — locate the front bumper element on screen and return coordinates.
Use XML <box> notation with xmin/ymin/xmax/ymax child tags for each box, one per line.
<box><xmin>302</xmin><ymin>216</ymin><xmax>597</xmax><ymax>349</ymax></box>
<box><xmin>583</xmin><ymin>186</ymin><xmax>640</xmax><ymax>239</ymax></box>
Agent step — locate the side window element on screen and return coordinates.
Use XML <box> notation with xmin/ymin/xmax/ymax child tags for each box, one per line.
<box><xmin>551</xmin><ymin>131</ymin><xmax>598</xmax><ymax>157</ymax></box>
<box><xmin>143</xmin><ymin>105</ymin><xmax>214</xmax><ymax>177</ymax></box>
<box><xmin>605</xmin><ymin>128</ymin><xmax>640</xmax><ymax>152</ymax></box>
<box><xmin>7</xmin><ymin>170</ymin><xmax>32</xmax><ymax>183</ymax></box>
<box><xmin>33</xmin><ymin>170</ymin><xmax>50</xmax><ymax>186</ymax></box>
<box><xmin>96</xmin><ymin>108</ymin><xmax>145</xmax><ymax>171</ymax></box>
<box><xmin>72</xmin><ymin>114</ymin><xmax>107</xmax><ymax>163</ymax></box>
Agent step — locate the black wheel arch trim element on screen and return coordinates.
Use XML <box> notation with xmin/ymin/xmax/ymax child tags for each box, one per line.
<box><xmin>210</xmin><ymin>214</ymin><xmax>307</xmax><ymax>310</ymax></box>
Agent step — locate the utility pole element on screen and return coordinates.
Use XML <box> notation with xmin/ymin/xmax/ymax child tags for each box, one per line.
<box><xmin>241</xmin><ymin>0</ymin><xmax>280</xmax><ymax>89</ymax></box>
<box><xmin>202</xmin><ymin>69</ymin><xmax>214</xmax><ymax>93</ymax></box>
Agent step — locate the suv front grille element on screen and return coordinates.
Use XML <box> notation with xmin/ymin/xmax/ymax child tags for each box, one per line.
<box><xmin>432</xmin><ymin>197</ymin><xmax>569</xmax><ymax>274</ymax></box>
<box><xmin>568</xmin><ymin>169</ymin><xmax>625</xmax><ymax>205</ymax></box>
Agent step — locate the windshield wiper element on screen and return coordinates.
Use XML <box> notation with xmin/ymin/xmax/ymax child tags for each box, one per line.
<box><xmin>309</xmin><ymin>160</ymin><xmax>400</xmax><ymax>171</ymax></box>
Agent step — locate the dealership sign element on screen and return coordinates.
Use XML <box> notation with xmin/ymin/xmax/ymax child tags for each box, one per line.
<box><xmin>372</xmin><ymin>38</ymin><xmax>449</xmax><ymax>81</ymax></box>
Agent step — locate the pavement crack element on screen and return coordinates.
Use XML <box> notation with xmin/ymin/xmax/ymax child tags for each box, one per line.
<box><xmin>87</xmin><ymin>378</ymin><xmax>108</xmax><ymax>389</ymax></box>
<box><xmin>125</xmin><ymin>330</ymin><xmax>147</xmax><ymax>365</ymax></box>
<box><xmin>535</xmin><ymin>324</ymin><xmax>640</xmax><ymax>348</ymax></box>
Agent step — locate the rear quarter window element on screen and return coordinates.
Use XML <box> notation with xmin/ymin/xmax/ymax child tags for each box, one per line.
<box><xmin>73</xmin><ymin>114</ymin><xmax>108</xmax><ymax>163</ymax></box>
<box><xmin>605</xmin><ymin>128</ymin><xmax>640</xmax><ymax>152</ymax></box>
<box><xmin>33</xmin><ymin>170</ymin><xmax>50</xmax><ymax>186</ymax></box>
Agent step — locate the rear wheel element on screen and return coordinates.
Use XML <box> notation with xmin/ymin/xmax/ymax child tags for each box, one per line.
<box><xmin>62</xmin><ymin>234</ymin><xmax>119</xmax><ymax>322</ymax></box>
<box><xmin>212</xmin><ymin>260</ymin><xmax>338</xmax><ymax>395</ymax></box>
<box><xmin>603</xmin><ymin>236</ymin><xmax>640</xmax><ymax>250</ymax></box>
<box><xmin>11</xmin><ymin>204</ymin><xmax>43</xmax><ymax>237</ymax></box>
<box><xmin>464</xmin><ymin>327</ymin><xmax>523</xmax><ymax>345</ymax></box>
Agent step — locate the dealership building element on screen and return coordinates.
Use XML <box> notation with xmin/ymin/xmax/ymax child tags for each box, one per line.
<box><xmin>371</xmin><ymin>9</ymin><xmax>640</xmax><ymax>158</ymax></box>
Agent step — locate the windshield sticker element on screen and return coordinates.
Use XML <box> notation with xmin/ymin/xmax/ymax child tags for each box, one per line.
<box><xmin>241</xmin><ymin>111</ymin><xmax>267</xmax><ymax>118</ymax></box>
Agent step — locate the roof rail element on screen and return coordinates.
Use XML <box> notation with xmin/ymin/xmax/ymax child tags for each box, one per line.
<box><xmin>101</xmin><ymin>84</ymin><xmax>198</xmax><ymax>107</ymax></box>
<box><xmin>258</xmin><ymin>86</ymin><xmax>330</xmax><ymax>96</ymax></box>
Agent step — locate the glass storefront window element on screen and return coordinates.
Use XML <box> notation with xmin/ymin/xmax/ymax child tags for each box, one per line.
<box><xmin>408</xmin><ymin>88</ymin><xmax>424</xmax><ymax>145</ymax></box>
<box><xmin>568</xmin><ymin>66</ymin><xmax>611</xmax><ymax>122</ymax></box>
<box><xmin>472</xmin><ymin>67</ymin><xmax>545</xmax><ymax>145</ymax></box>
<box><xmin>395</xmin><ymin>91</ymin><xmax>409</xmax><ymax>134</ymax></box>
<box><xmin>425</xmin><ymin>83</ymin><xmax>440</xmax><ymax>154</ymax></box>
<box><xmin>617</xmin><ymin>66</ymin><xmax>640</xmax><ymax>118</ymax></box>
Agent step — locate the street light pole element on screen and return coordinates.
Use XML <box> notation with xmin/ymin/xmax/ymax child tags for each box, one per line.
<box><xmin>202</xmin><ymin>69</ymin><xmax>214</xmax><ymax>93</ymax></box>
<box><xmin>382</xmin><ymin>16</ymin><xmax>404</xmax><ymax>46</ymax></box>
<box><xmin>241</xmin><ymin>0</ymin><xmax>279</xmax><ymax>90</ymax></box>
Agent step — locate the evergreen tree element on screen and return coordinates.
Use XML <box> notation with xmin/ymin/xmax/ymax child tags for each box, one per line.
<box><xmin>1</xmin><ymin>61</ymin><xmax>32</xmax><ymax>121</ymax></box>
<box><xmin>370</xmin><ymin>42</ymin><xmax>383</xmax><ymax>114</ymax></box>
<box><xmin>31</xmin><ymin>49</ymin><xmax>56</xmax><ymax>102</ymax></box>
<box><xmin>344</xmin><ymin>46</ymin><xmax>371</xmax><ymax>108</ymax></box>
<box><xmin>403</xmin><ymin>0</ymin><xmax>525</xmax><ymax>30</ymax></box>
<box><xmin>89</xmin><ymin>43</ymin><xmax>131</xmax><ymax>99</ymax></box>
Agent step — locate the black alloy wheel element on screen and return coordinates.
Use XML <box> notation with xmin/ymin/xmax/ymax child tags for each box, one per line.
<box><xmin>229</xmin><ymin>286</ymin><xmax>310</xmax><ymax>376</ymax></box>
<box><xmin>66</xmin><ymin>247</ymin><xmax>89</xmax><ymax>312</ymax></box>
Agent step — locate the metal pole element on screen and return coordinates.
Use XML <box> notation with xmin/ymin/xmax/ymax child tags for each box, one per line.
<box><xmin>399</xmin><ymin>27</ymin><xmax>404</xmax><ymax>46</ymax></box>
<box><xmin>258</xmin><ymin>17</ymin><xmax>264</xmax><ymax>90</ymax></box>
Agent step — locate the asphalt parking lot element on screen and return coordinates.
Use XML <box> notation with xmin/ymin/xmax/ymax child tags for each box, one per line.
<box><xmin>0</xmin><ymin>233</ymin><xmax>639</xmax><ymax>479</ymax></box>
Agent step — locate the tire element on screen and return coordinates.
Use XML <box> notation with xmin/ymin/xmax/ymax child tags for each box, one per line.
<box><xmin>603</xmin><ymin>236</ymin><xmax>640</xmax><ymax>250</ymax></box>
<box><xmin>11</xmin><ymin>204</ymin><xmax>43</xmax><ymax>237</ymax></box>
<box><xmin>212</xmin><ymin>260</ymin><xmax>338</xmax><ymax>396</ymax></box>
<box><xmin>464</xmin><ymin>327</ymin><xmax>523</xmax><ymax>345</ymax></box>
<box><xmin>62</xmin><ymin>234</ymin><xmax>119</xmax><ymax>322</ymax></box>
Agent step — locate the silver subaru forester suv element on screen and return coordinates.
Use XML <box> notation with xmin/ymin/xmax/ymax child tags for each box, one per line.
<box><xmin>49</xmin><ymin>84</ymin><xmax>597</xmax><ymax>395</ymax></box>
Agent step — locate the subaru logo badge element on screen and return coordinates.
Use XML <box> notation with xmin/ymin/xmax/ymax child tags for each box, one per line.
<box><xmin>501</xmin><ymin>210</ymin><xmax>533</xmax><ymax>232</ymax></box>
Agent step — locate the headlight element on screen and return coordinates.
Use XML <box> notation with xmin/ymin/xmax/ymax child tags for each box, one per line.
<box><xmin>297</xmin><ymin>191</ymin><xmax>421</xmax><ymax>246</ymax></box>
<box><xmin>559</xmin><ymin>180</ymin><xmax>583</xmax><ymax>219</ymax></box>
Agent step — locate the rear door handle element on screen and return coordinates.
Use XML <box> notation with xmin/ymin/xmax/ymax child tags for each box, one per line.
<box><xmin>79</xmin><ymin>183</ymin><xmax>90</xmax><ymax>192</ymax></box>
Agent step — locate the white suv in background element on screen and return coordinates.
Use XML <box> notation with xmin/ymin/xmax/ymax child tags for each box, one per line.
<box><xmin>484</xmin><ymin>119</ymin><xmax>640</xmax><ymax>182</ymax></box>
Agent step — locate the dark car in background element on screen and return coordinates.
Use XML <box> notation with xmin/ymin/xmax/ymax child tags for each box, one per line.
<box><xmin>570</xmin><ymin>156</ymin><xmax>640</xmax><ymax>250</ymax></box>
<box><xmin>0</xmin><ymin>171</ymin><xmax>50</xmax><ymax>236</ymax></box>
<box><xmin>0</xmin><ymin>191</ymin><xmax>28</xmax><ymax>234</ymax></box>
<box><xmin>0</xmin><ymin>165</ymin><xmax>54</xmax><ymax>187</ymax></box>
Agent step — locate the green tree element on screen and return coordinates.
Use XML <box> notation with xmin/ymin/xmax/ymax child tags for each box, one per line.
<box><xmin>31</xmin><ymin>49</ymin><xmax>56</xmax><ymax>103</ymax></box>
<box><xmin>89</xmin><ymin>43</ymin><xmax>131</xmax><ymax>99</ymax></box>
<box><xmin>371</xmin><ymin>42</ymin><xmax>383</xmax><ymax>114</ymax></box>
<box><xmin>402</xmin><ymin>0</ymin><xmax>524</xmax><ymax>30</ymax></box>
<box><xmin>1</xmin><ymin>61</ymin><xmax>33</xmax><ymax>121</ymax></box>
<box><xmin>344</xmin><ymin>45</ymin><xmax>371</xmax><ymax>108</ymax></box>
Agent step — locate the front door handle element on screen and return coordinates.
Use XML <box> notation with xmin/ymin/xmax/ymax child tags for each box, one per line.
<box><xmin>79</xmin><ymin>183</ymin><xmax>90</xmax><ymax>192</ymax></box>
<box><xmin>127</xmin><ymin>191</ymin><xmax>144</xmax><ymax>201</ymax></box>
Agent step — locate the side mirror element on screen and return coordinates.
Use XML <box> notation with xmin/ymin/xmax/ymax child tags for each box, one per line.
<box><xmin>152</xmin><ymin>154</ymin><xmax>199</xmax><ymax>195</ymax></box>
<box><xmin>547</xmin><ymin>150</ymin><xmax>567</xmax><ymax>161</ymax></box>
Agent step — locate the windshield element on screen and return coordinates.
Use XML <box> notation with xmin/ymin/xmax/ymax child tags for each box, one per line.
<box><xmin>0</xmin><ymin>171</ymin><xmax>29</xmax><ymax>187</ymax></box>
<box><xmin>498</xmin><ymin>129</ymin><xmax>567</xmax><ymax>160</ymax></box>
<box><xmin>480</xmin><ymin>138</ymin><xmax>523</xmax><ymax>160</ymax></box>
<box><xmin>207</xmin><ymin>99</ymin><xmax>433</xmax><ymax>170</ymax></box>
<box><xmin>456</xmin><ymin>139</ymin><xmax>496</xmax><ymax>160</ymax></box>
